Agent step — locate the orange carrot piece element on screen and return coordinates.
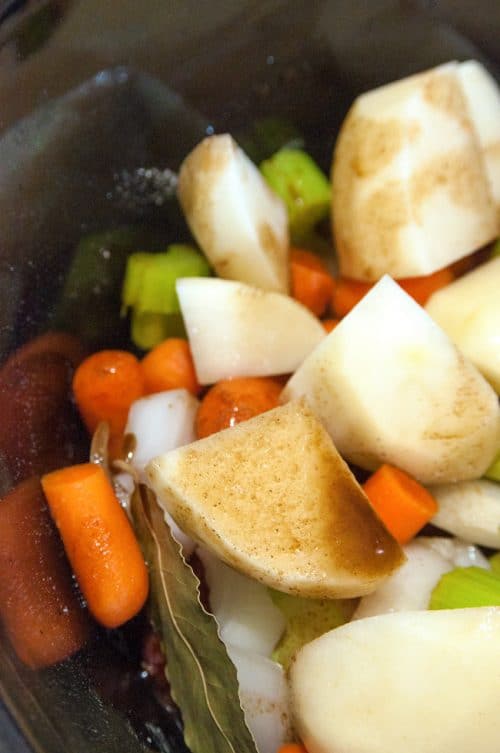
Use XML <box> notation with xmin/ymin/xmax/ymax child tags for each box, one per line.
<box><xmin>397</xmin><ymin>267</ymin><xmax>454</xmax><ymax>306</ymax></box>
<box><xmin>322</xmin><ymin>318</ymin><xmax>340</xmax><ymax>333</ymax></box>
<box><xmin>277</xmin><ymin>744</ymin><xmax>308</xmax><ymax>753</ymax></box>
<box><xmin>196</xmin><ymin>377</ymin><xmax>282</xmax><ymax>439</ymax></box>
<box><xmin>141</xmin><ymin>337</ymin><xmax>200</xmax><ymax>396</ymax></box>
<box><xmin>363</xmin><ymin>464</ymin><xmax>438</xmax><ymax>545</ymax></box>
<box><xmin>42</xmin><ymin>463</ymin><xmax>149</xmax><ymax>629</ymax></box>
<box><xmin>290</xmin><ymin>248</ymin><xmax>335</xmax><ymax>317</ymax></box>
<box><xmin>72</xmin><ymin>350</ymin><xmax>145</xmax><ymax>454</ymax></box>
<box><xmin>331</xmin><ymin>277</ymin><xmax>371</xmax><ymax>318</ymax></box>
<box><xmin>0</xmin><ymin>477</ymin><xmax>90</xmax><ymax>668</ymax></box>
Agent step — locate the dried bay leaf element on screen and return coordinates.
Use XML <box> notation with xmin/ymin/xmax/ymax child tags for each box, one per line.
<box><xmin>131</xmin><ymin>485</ymin><xmax>258</xmax><ymax>753</ymax></box>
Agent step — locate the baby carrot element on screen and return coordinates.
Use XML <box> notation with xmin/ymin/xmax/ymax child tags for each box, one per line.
<box><xmin>0</xmin><ymin>477</ymin><xmax>90</xmax><ymax>668</ymax></box>
<box><xmin>41</xmin><ymin>463</ymin><xmax>149</xmax><ymax>629</ymax></box>
<box><xmin>141</xmin><ymin>337</ymin><xmax>201</xmax><ymax>396</ymax></box>
<box><xmin>72</xmin><ymin>350</ymin><xmax>145</xmax><ymax>456</ymax></box>
<box><xmin>290</xmin><ymin>248</ymin><xmax>335</xmax><ymax>317</ymax></box>
<box><xmin>363</xmin><ymin>464</ymin><xmax>438</xmax><ymax>545</ymax></box>
<box><xmin>277</xmin><ymin>744</ymin><xmax>308</xmax><ymax>753</ymax></box>
<box><xmin>332</xmin><ymin>268</ymin><xmax>454</xmax><ymax>318</ymax></box>
<box><xmin>196</xmin><ymin>377</ymin><xmax>282</xmax><ymax>439</ymax></box>
<box><xmin>322</xmin><ymin>318</ymin><xmax>340</xmax><ymax>333</ymax></box>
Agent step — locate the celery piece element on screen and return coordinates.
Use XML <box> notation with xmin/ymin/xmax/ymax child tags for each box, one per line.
<box><xmin>122</xmin><ymin>244</ymin><xmax>211</xmax><ymax>315</ymax></box>
<box><xmin>238</xmin><ymin>117</ymin><xmax>304</xmax><ymax>164</ymax></box>
<box><xmin>489</xmin><ymin>553</ymin><xmax>500</xmax><ymax>576</ymax></box>
<box><xmin>269</xmin><ymin>589</ymin><xmax>356</xmax><ymax>669</ymax></box>
<box><xmin>260</xmin><ymin>149</ymin><xmax>331</xmax><ymax>241</ymax></box>
<box><xmin>429</xmin><ymin>566</ymin><xmax>500</xmax><ymax>610</ymax></box>
<box><xmin>491</xmin><ymin>239</ymin><xmax>500</xmax><ymax>258</ymax></box>
<box><xmin>131</xmin><ymin>310</ymin><xmax>186</xmax><ymax>350</ymax></box>
<box><xmin>484</xmin><ymin>450</ymin><xmax>500</xmax><ymax>482</ymax></box>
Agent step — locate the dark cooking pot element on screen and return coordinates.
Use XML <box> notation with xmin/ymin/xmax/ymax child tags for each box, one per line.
<box><xmin>0</xmin><ymin>2</ymin><xmax>498</xmax><ymax>752</ymax></box>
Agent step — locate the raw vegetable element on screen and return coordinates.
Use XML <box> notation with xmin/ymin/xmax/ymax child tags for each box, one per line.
<box><xmin>270</xmin><ymin>590</ymin><xmax>355</xmax><ymax>670</ymax></box>
<box><xmin>420</xmin><ymin>536</ymin><xmax>490</xmax><ymax>569</ymax></box>
<box><xmin>332</xmin><ymin>61</ymin><xmax>498</xmax><ymax>281</ymax></box>
<box><xmin>131</xmin><ymin>485</ymin><xmax>258</xmax><ymax>753</ymax></box>
<box><xmin>282</xmin><ymin>276</ymin><xmax>500</xmax><ymax>484</ymax></box>
<box><xmin>362</xmin><ymin>464</ymin><xmax>438</xmax><ymax>544</ymax></box>
<box><xmin>321</xmin><ymin>318</ymin><xmax>339</xmax><ymax>333</ymax></box>
<box><xmin>176</xmin><ymin>277</ymin><xmax>325</xmax><ymax>384</ymax></box>
<box><xmin>0</xmin><ymin>477</ymin><xmax>90</xmax><ymax>668</ymax></box>
<box><xmin>332</xmin><ymin>268</ymin><xmax>454</xmax><ymax>319</ymax></box>
<box><xmin>490</xmin><ymin>553</ymin><xmax>500</xmax><ymax>575</ymax></box>
<box><xmin>125</xmin><ymin>389</ymin><xmax>199</xmax><ymax>475</ymax></box>
<box><xmin>141</xmin><ymin>337</ymin><xmax>201</xmax><ymax>396</ymax></box>
<box><xmin>485</xmin><ymin>449</ymin><xmax>500</xmax><ymax>481</ymax></box>
<box><xmin>177</xmin><ymin>134</ymin><xmax>290</xmax><ymax>293</ymax></box>
<box><xmin>195</xmin><ymin>377</ymin><xmax>282</xmax><ymax>438</ymax></box>
<box><xmin>289</xmin><ymin>248</ymin><xmax>335</xmax><ymax>317</ymax></box>
<box><xmin>430</xmin><ymin>479</ymin><xmax>500</xmax><ymax>548</ymax></box>
<box><xmin>425</xmin><ymin>256</ymin><xmax>500</xmax><ymax>392</ymax></box>
<box><xmin>429</xmin><ymin>566</ymin><xmax>500</xmax><ymax>609</ymax></box>
<box><xmin>122</xmin><ymin>245</ymin><xmax>211</xmax><ymax>349</ymax></box>
<box><xmin>237</xmin><ymin>117</ymin><xmax>304</xmax><ymax>165</ymax></box>
<box><xmin>41</xmin><ymin>463</ymin><xmax>149</xmax><ymax>628</ymax></box>
<box><xmin>260</xmin><ymin>149</ymin><xmax>331</xmax><ymax>241</ymax></box>
<box><xmin>277</xmin><ymin>746</ymin><xmax>307</xmax><ymax>753</ymax></box>
<box><xmin>147</xmin><ymin>400</ymin><xmax>404</xmax><ymax>599</ymax></box>
<box><xmin>72</xmin><ymin>349</ymin><xmax>145</xmax><ymax>457</ymax></box>
<box><xmin>290</xmin><ymin>608</ymin><xmax>500</xmax><ymax>753</ymax></box>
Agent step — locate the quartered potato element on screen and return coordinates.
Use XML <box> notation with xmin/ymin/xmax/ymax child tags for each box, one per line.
<box><xmin>282</xmin><ymin>276</ymin><xmax>500</xmax><ymax>484</ymax></box>
<box><xmin>176</xmin><ymin>277</ymin><xmax>325</xmax><ymax>384</ymax></box>
<box><xmin>178</xmin><ymin>134</ymin><xmax>289</xmax><ymax>293</ymax></box>
<box><xmin>430</xmin><ymin>479</ymin><xmax>500</xmax><ymax>548</ymax></box>
<box><xmin>291</xmin><ymin>608</ymin><xmax>500</xmax><ymax>753</ymax></box>
<box><xmin>332</xmin><ymin>61</ymin><xmax>498</xmax><ymax>281</ymax></box>
<box><xmin>425</xmin><ymin>256</ymin><xmax>500</xmax><ymax>392</ymax></box>
<box><xmin>147</xmin><ymin>400</ymin><xmax>404</xmax><ymax>599</ymax></box>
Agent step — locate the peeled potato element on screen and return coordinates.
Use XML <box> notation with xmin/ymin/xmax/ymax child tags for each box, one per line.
<box><xmin>291</xmin><ymin>607</ymin><xmax>500</xmax><ymax>753</ymax></box>
<box><xmin>178</xmin><ymin>134</ymin><xmax>289</xmax><ymax>293</ymax></box>
<box><xmin>282</xmin><ymin>276</ymin><xmax>500</xmax><ymax>484</ymax></box>
<box><xmin>332</xmin><ymin>61</ymin><xmax>497</xmax><ymax>281</ymax></box>
<box><xmin>425</xmin><ymin>256</ymin><xmax>500</xmax><ymax>392</ymax></box>
<box><xmin>176</xmin><ymin>277</ymin><xmax>325</xmax><ymax>384</ymax></box>
<box><xmin>147</xmin><ymin>400</ymin><xmax>404</xmax><ymax>599</ymax></box>
<box><xmin>430</xmin><ymin>479</ymin><xmax>500</xmax><ymax>549</ymax></box>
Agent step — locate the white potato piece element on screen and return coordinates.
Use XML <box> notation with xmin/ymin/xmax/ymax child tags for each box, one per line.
<box><xmin>178</xmin><ymin>134</ymin><xmax>289</xmax><ymax>293</ymax></box>
<box><xmin>197</xmin><ymin>546</ymin><xmax>285</xmax><ymax>657</ymax></box>
<box><xmin>226</xmin><ymin>645</ymin><xmax>291</xmax><ymax>753</ymax></box>
<box><xmin>282</xmin><ymin>276</ymin><xmax>500</xmax><ymax>483</ymax></box>
<box><xmin>353</xmin><ymin>540</ymin><xmax>451</xmax><ymax>619</ymax></box>
<box><xmin>147</xmin><ymin>401</ymin><xmax>404</xmax><ymax>599</ymax></box>
<box><xmin>125</xmin><ymin>389</ymin><xmax>198</xmax><ymax>473</ymax></box>
<box><xmin>459</xmin><ymin>60</ymin><xmax>500</xmax><ymax>215</ymax></box>
<box><xmin>430</xmin><ymin>480</ymin><xmax>500</xmax><ymax>548</ymax></box>
<box><xmin>176</xmin><ymin>277</ymin><xmax>325</xmax><ymax>384</ymax></box>
<box><xmin>332</xmin><ymin>61</ymin><xmax>497</xmax><ymax>281</ymax></box>
<box><xmin>425</xmin><ymin>256</ymin><xmax>500</xmax><ymax>392</ymax></box>
<box><xmin>291</xmin><ymin>607</ymin><xmax>500</xmax><ymax>753</ymax></box>
<box><xmin>419</xmin><ymin>535</ymin><xmax>490</xmax><ymax>569</ymax></box>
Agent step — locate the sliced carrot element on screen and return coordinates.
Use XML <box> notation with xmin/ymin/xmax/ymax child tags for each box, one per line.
<box><xmin>322</xmin><ymin>318</ymin><xmax>340</xmax><ymax>333</ymax></box>
<box><xmin>363</xmin><ymin>464</ymin><xmax>438</xmax><ymax>545</ymax></box>
<box><xmin>332</xmin><ymin>268</ymin><xmax>454</xmax><ymax>318</ymax></box>
<box><xmin>397</xmin><ymin>267</ymin><xmax>454</xmax><ymax>306</ymax></box>
<box><xmin>0</xmin><ymin>477</ymin><xmax>90</xmax><ymax>668</ymax></box>
<box><xmin>290</xmin><ymin>248</ymin><xmax>335</xmax><ymax>317</ymax></box>
<box><xmin>141</xmin><ymin>337</ymin><xmax>200</xmax><ymax>396</ymax></box>
<box><xmin>196</xmin><ymin>377</ymin><xmax>282</xmax><ymax>439</ymax></box>
<box><xmin>331</xmin><ymin>277</ymin><xmax>371</xmax><ymax>318</ymax></box>
<box><xmin>42</xmin><ymin>463</ymin><xmax>149</xmax><ymax>629</ymax></box>
<box><xmin>277</xmin><ymin>744</ymin><xmax>308</xmax><ymax>753</ymax></box>
<box><xmin>72</xmin><ymin>350</ymin><xmax>145</xmax><ymax>456</ymax></box>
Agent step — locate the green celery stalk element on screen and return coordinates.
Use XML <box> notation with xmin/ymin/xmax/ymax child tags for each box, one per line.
<box><xmin>429</xmin><ymin>566</ymin><xmax>500</xmax><ymax>610</ymax></box>
<box><xmin>489</xmin><ymin>553</ymin><xmax>500</xmax><ymax>576</ymax></box>
<box><xmin>131</xmin><ymin>311</ymin><xmax>186</xmax><ymax>351</ymax></box>
<box><xmin>260</xmin><ymin>148</ymin><xmax>331</xmax><ymax>242</ymax></box>
<box><xmin>484</xmin><ymin>450</ymin><xmax>500</xmax><ymax>482</ymax></box>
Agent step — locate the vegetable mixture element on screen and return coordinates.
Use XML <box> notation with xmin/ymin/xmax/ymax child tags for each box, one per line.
<box><xmin>2</xmin><ymin>59</ymin><xmax>500</xmax><ymax>753</ymax></box>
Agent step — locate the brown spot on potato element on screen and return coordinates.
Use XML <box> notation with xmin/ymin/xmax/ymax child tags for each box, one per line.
<box><xmin>344</xmin><ymin>115</ymin><xmax>412</xmax><ymax>178</ymax></box>
<box><xmin>423</xmin><ymin>71</ymin><xmax>472</xmax><ymax>130</ymax></box>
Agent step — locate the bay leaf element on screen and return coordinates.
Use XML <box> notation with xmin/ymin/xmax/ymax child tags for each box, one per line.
<box><xmin>131</xmin><ymin>485</ymin><xmax>258</xmax><ymax>753</ymax></box>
